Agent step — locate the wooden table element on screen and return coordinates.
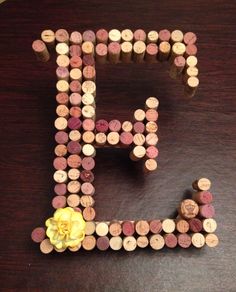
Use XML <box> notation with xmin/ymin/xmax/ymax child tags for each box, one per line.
<box><xmin>0</xmin><ymin>0</ymin><xmax>235</xmax><ymax>291</ymax></box>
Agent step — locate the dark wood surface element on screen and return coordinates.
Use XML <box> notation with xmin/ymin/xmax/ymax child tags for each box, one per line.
<box><xmin>0</xmin><ymin>0</ymin><xmax>236</xmax><ymax>291</ymax></box>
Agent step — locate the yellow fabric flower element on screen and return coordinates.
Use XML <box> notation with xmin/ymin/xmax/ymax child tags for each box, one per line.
<box><xmin>45</xmin><ymin>207</ymin><xmax>86</xmax><ymax>249</ymax></box>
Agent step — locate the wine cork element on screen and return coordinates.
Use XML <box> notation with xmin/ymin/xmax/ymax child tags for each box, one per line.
<box><xmin>137</xmin><ymin>236</ymin><xmax>149</xmax><ymax>248</ymax></box>
<box><xmin>31</xmin><ymin>227</ymin><xmax>46</xmax><ymax>243</ymax></box>
<box><xmin>147</xmin><ymin>30</ymin><xmax>158</xmax><ymax>43</ymax></box>
<box><xmin>53</xmin><ymin>157</ymin><xmax>67</xmax><ymax>170</ymax></box>
<box><xmin>122</xmin><ymin>221</ymin><xmax>135</xmax><ymax>236</ymax></box>
<box><xmin>95</xmin><ymin>132</ymin><xmax>107</xmax><ymax>146</ymax></box>
<box><xmin>82</xmin><ymin>131</ymin><xmax>95</xmax><ymax>144</ymax></box>
<box><xmin>80</xmin><ymin>170</ymin><xmax>94</xmax><ymax>183</ymax></box>
<box><xmin>83</xmin><ymin>55</ymin><xmax>95</xmax><ymax>66</ymax></box>
<box><xmin>108</xmin><ymin>42</ymin><xmax>121</xmax><ymax>64</ymax></box>
<box><xmin>176</xmin><ymin>219</ymin><xmax>189</xmax><ymax>233</ymax></box>
<box><xmin>83</xmin><ymin>207</ymin><xmax>96</xmax><ymax>221</ymax></box>
<box><xmin>68</xmin><ymin>168</ymin><xmax>80</xmax><ymax>180</ymax></box>
<box><xmin>67</xmin><ymin>180</ymin><xmax>81</xmax><ymax>194</ymax></box>
<box><xmin>203</xmin><ymin>218</ymin><xmax>217</xmax><ymax>233</ymax></box>
<box><xmin>56</xmin><ymin>80</ymin><xmax>69</xmax><ymax>93</ymax></box>
<box><xmin>146</xmin><ymin>121</ymin><xmax>158</xmax><ymax>133</ymax></box>
<box><xmin>185</xmin><ymin>44</ymin><xmax>197</xmax><ymax>57</ymax></box>
<box><xmin>67</xmin><ymin>154</ymin><xmax>82</xmax><ymax>168</ymax></box>
<box><xmin>70</xmin><ymin>56</ymin><xmax>82</xmax><ymax>69</ymax></box>
<box><xmin>149</xmin><ymin>220</ymin><xmax>162</xmax><ymax>234</ymax></box>
<box><xmin>133</xmin><ymin>41</ymin><xmax>146</xmax><ymax>63</ymax></box>
<box><xmin>82</xmin><ymin>235</ymin><xmax>96</xmax><ymax>251</ymax></box>
<box><xmin>109</xmin><ymin>119</ymin><xmax>121</xmax><ymax>132</ymax></box>
<box><xmin>133</xmin><ymin>133</ymin><xmax>145</xmax><ymax>146</ymax></box>
<box><xmin>133</xmin><ymin>122</ymin><xmax>145</xmax><ymax>133</ymax></box>
<box><xmin>199</xmin><ymin>204</ymin><xmax>215</xmax><ymax>219</ymax></box>
<box><xmin>121</xmin><ymin>29</ymin><xmax>133</xmax><ymax>42</ymax></box>
<box><xmin>179</xmin><ymin>199</ymin><xmax>199</xmax><ymax>219</ymax></box>
<box><xmin>149</xmin><ymin>234</ymin><xmax>165</xmax><ymax>250</ymax></box>
<box><xmin>192</xmin><ymin>178</ymin><xmax>211</xmax><ymax>191</ymax></box>
<box><xmin>184</xmin><ymin>66</ymin><xmax>198</xmax><ymax>83</ymax></box>
<box><xmin>170</xmin><ymin>42</ymin><xmax>186</xmax><ymax>62</ymax></box>
<box><xmin>56</xmin><ymin>92</ymin><xmax>69</xmax><ymax>105</ymax></box>
<box><xmin>67</xmin><ymin>194</ymin><xmax>80</xmax><ymax>207</ymax></box>
<box><xmin>184</xmin><ymin>32</ymin><xmax>197</xmax><ymax>45</ymax></box>
<box><xmin>191</xmin><ymin>233</ymin><xmax>205</xmax><ymax>248</ymax></box>
<box><xmin>41</xmin><ymin>29</ymin><xmax>55</xmax><ymax>48</ymax></box>
<box><xmin>70</xmin><ymin>31</ymin><xmax>82</xmax><ymax>45</ymax></box>
<box><xmin>82</xmin><ymin>157</ymin><xmax>95</xmax><ymax>170</ymax></box>
<box><xmin>69</xmin><ymin>45</ymin><xmax>82</xmax><ymax>57</ymax></box>
<box><xmin>53</xmin><ymin>170</ymin><xmax>67</xmax><ymax>183</ymax></box>
<box><xmin>56</xmin><ymin>66</ymin><xmax>69</xmax><ymax>81</ymax></box>
<box><xmin>109</xmin><ymin>221</ymin><xmax>122</xmax><ymax>236</ymax></box>
<box><xmin>82</xmin><ymin>81</ymin><xmax>96</xmax><ymax>96</ymax></box>
<box><xmin>144</xmin><ymin>159</ymin><xmax>157</xmax><ymax>172</ymax></box>
<box><xmin>108</xmin><ymin>29</ymin><xmax>121</xmax><ymax>43</ymax></box>
<box><xmin>68</xmin><ymin>107</ymin><xmax>81</xmax><ymax>120</ymax></box>
<box><xmin>146</xmin><ymin>109</ymin><xmax>158</xmax><ymax>122</ymax></box>
<box><xmin>205</xmin><ymin>234</ymin><xmax>219</xmax><ymax>248</ymax></box>
<box><xmin>97</xmin><ymin>236</ymin><xmax>110</xmax><ymax>251</ymax></box>
<box><xmin>135</xmin><ymin>220</ymin><xmax>150</xmax><ymax>236</ymax></box>
<box><xmin>96</xmin><ymin>222</ymin><xmax>109</xmax><ymax>236</ymax></box>
<box><xmin>169</xmin><ymin>56</ymin><xmax>186</xmax><ymax>79</ymax></box>
<box><xmin>82</xmin><ymin>144</ymin><xmax>96</xmax><ymax>157</ymax></box>
<box><xmin>96</xmin><ymin>119</ymin><xmax>109</xmax><ymax>133</ymax></box>
<box><xmin>70</xmin><ymin>80</ymin><xmax>82</xmax><ymax>92</ymax></box>
<box><xmin>96</xmin><ymin>29</ymin><xmax>109</xmax><ymax>44</ymax></box>
<box><xmin>83</xmin><ymin>119</ymin><xmax>95</xmax><ymax>131</ymax></box>
<box><xmin>164</xmin><ymin>233</ymin><xmax>178</xmax><ymax>248</ymax></box>
<box><xmin>82</xmin><ymin>105</ymin><xmax>95</xmax><ymax>119</ymax></box>
<box><xmin>130</xmin><ymin>146</ymin><xmax>146</xmax><ymax>161</ymax></box>
<box><xmin>109</xmin><ymin>236</ymin><xmax>123</xmax><ymax>250</ymax></box>
<box><xmin>69</xmin><ymin>243</ymin><xmax>81</xmax><ymax>252</ymax></box>
<box><xmin>80</xmin><ymin>195</ymin><xmax>95</xmax><ymax>208</ymax></box>
<box><xmin>82</xmin><ymin>41</ymin><xmax>94</xmax><ymax>55</ymax></box>
<box><xmin>70</xmin><ymin>68</ymin><xmax>82</xmax><ymax>81</ymax></box>
<box><xmin>55</xmin><ymin>29</ymin><xmax>69</xmax><ymax>43</ymax></box>
<box><xmin>54</xmin><ymin>183</ymin><xmax>67</xmax><ymax>196</ymax></box>
<box><xmin>145</xmin><ymin>43</ymin><xmax>158</xmax><ymax>63</ymax></box>
<box><xmin>107</xmin><ymin>132</ymin><xmax>119</xmax><ymax>145</ymax></box>
<box><xmin>146</xmin><ymin>146</ymin><xmax>159</xmax><ymax>159</ymax></box>
<box><xmin>52</xmin><ymin>195</ymin><xmax>67</xmax><ymax>209</ymax></box>
<box><xmin>56</xmin><ymin>104</ymin><xmax>69</xmax><ymax>118</ymax></box>
<box><xmin>189</xmin><ymin>218</ymin><xmax>203</xmax><ymax>232</ymax></box>
<box><xmin>134</xmin><ymin>29</ymin><xmax>146</xmax><ymax>42</ymax></box>
<box><xmin>177</xmin><ymin>233</ymin><xmax>192</xmax><ymax>248</ymax></box>
<box><xmin>123</xmin><ymin>236</ymin><xmax>137</xmax><ymax>251</ymax></box>
<box><xmin>81</xmin><ymin>182</ymin><xmax>95</xmax><ymax>196</ymax></box>
<box><xmin>145</xmin><ymin>97</ymin><xmax>159</xmax><ymax>110</ymax></box>
<box><xmin>32</xmin><ymin>40</ymin><xmax>50</xmax><ymax>62</ymax></box>
<box><xmin>186</xmin><ymin>55</ymin><xmax>198</xmax><ymax>68</ymax></box>
<box><xmin>171</xmin><ymin>30</ymin><xmax>184</xmax><ymax>43</ymax></box>
<box><xmin>56</xmin><ymin>43</ymin><xmax>69</xmax><ymax>55</ymax></box>
<box><xmin>184</xmin><ymin>76</ymin><xmax>199</xmax><ymax>97</ymax></box>
<box><xmin>95</xmin><ymin>43</ymin><xmax>108</xmax><ymax>64</ymax></box>
<box><xmin>145</xmin><ymin>133</ymin><xmax>158</xmax><ymax>146</ymax></box>
<box><xmin>67</xmin><ymin>141</ymin><xmax>82</xmax><ymax>154</ymax></box>
<box><xmin>54</xmin><ymin>117</ymin><xmax>68</xmax><ymax>130</ymax></box>
<box><xmin>122</xmin><ymin>121</ymin><xmax>133</xmax><ymax>132</ymax></box>
<box><xmin>56</xmin><ymin>54</ymin><xmax>70</xmax><ymax>67</ymax></box>
<box><xmin>119</xmin><ymin>132</ymin><xmax>133</xmax><ymax>147</ymax></box>
<box><xmin>54</xmin><ymin>144</ymin><xmax>67</xmax><ymax>157</ymax></box>
<box><xmin>158</xmin><ymin>41</ymin><xmax>171</xmax><ymax>61</ymax></box>
<box><xmin>70</xmin><ymin>93</ymin><xmax>82</xmax><ymax>107</ymax></box>
<box><xmin>40</xmin><ymin>239</ymin><xmax>54</xmax><ymax>254</ymax></box>
<box><xmin>55</xmin><ymin>131</ymin><xmax>69</xmax><ymax>144</ymax></box>
<box><xmin>121</xmin><ymin>41</ymin><xmax>133</xmax><ymax>63</ymax></box>
<box><xmin>85</xmin><ymin>221</ymin><xmax>96</xmax><ymax>235</ymax></box>
<box><xmin>134</xmin><ymin>109</ymin><xmax>145</xmax><ymax>121</ymax></box>
<box><xmin>82</xmin><ymin>30</ymin><xmax>96</xmax><ymax>44</ymax></box>
<box><xmin>83</xmin><ymin>66</ymin><xmax>96</xmax><ymax>81</ymax></box>
<box><xmin>162</xmin><ymin>219</ymin><xmax>175</xmax><ymax>233</ymax></box>
<box><xmin>158</xmin><ymin>29</ymin><xmax>171</xmax><ymax>42</ymax></box>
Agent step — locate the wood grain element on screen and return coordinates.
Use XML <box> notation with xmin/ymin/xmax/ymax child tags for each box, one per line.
<box><xmin>0</xmin><ymin>0</ymin><xmax>236</xmax><ymax>291</ymax></box>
